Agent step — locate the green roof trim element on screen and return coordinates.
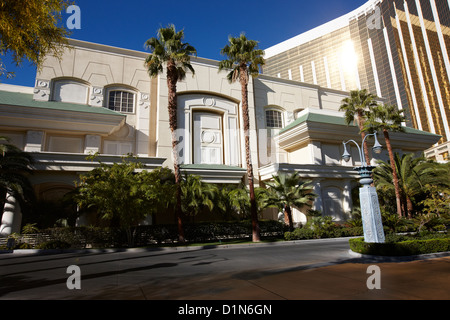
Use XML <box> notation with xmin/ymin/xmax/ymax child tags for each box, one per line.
<box><xmin>279</xmin><ymin>112</ymin><xmax>353</xmax><ymax>134</ymax></box>
<box><xmin>181</xmin><ymin>164</ymin><xmax>246</xmax><ymax>171</ymax></box>
<box><xmin>0</xmin><ymin>90</ymin><xmax>125</xmax><ymax>117</ymax></box>
<box><xmin>278</xmin><ymin>110</ymin><xmax>441</xmax><ymax>137</ymax></box>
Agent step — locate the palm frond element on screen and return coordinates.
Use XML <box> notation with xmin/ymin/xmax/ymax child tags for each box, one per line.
<box><xmin>219</xmin><ymin>33</ymin><xmax>265</xmax><ymax>83</ymax></box>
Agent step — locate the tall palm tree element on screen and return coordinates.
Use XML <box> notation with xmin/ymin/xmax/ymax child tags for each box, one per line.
<box><xmin>219</xmin><ymin>33</ymin><xmax>265</xmax><ymax>242</ymax></box>
<box><xmin>144</xmin><ymin>24</ymin><xmax>197</xmax><ymax>243</ymax></box>
<box><xmin>364</xmin><ymin>104</ymin><xmax>405</xmax><ymax>217</ymax></box>
<box><xmin>265</xmin><ymin>172</ymin><xmax>316</xmax><ymax>231</ymax></box>
<box><xmin>339</xmin><ymin>89</ymin><xmax>378</xmax><ymax>165</ymax></box>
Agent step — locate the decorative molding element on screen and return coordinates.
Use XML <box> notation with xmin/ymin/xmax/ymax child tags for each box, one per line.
<box><xmin>33</xmin><ymin>79</ymin><xmax>51</xmax><ymax>101</ymax></box>
<box><xmin>139</xmin><ymin>92</ymin><xmax>150</xmax><ymax>108</ymax></box>
<box><xmin>90</xmin><ymin>86</ymin><xmax>104</xmax><ymax>106</ymax></box>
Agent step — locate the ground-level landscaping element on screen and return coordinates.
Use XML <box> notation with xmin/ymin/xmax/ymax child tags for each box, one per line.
<box><xmin>2</xmin><ymin>215</ymin><xmax>449</xmax><ymax>258</ymax></box>
<box><xmin>349</xmin><ymin>232</ymin><xmax>450</xmax><ymax>256</ymax></box>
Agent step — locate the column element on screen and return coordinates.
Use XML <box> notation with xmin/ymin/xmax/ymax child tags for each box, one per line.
<box><xmin>0</xmin><ymin>193</ymin><xmax>22</xmax><ymax>236</ymax></box>
<box><xmin>312</xmin><ymin>179</ymin><xmax>323</xmax><ymax>213</ymax></box>
<box><xmin>136</xmin><ymin>93</ymin><xmax>150</xmax><ymax>156</ymax></box>
<box><xmin>309</xmin><ymin>141</ymin><xmax>323</xmax><ymax>165</ymax></box>
<box><xmin>342</xmin><ymin>180</ymin><xmax>353</xmax><ymax>215</ymax></box>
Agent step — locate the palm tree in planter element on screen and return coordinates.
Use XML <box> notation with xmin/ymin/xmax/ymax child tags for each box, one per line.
<box><xmin>219</xmin><ymin>33</ymin><xmax>265</xmax><ymax>242</ymax></box>
<box><xmin>339</xmin><ymin>89</ymin><xmax>378</xmax><ymax>165</ymax></box>
<box><xmin>265</xmin><ymin>172</ymin><xmax>316</xmax><ymax>232</ymax></box>
<box><xmin>364</xmin><ymin>104</ymin><xmax>405</xmax><ymax>217</ymax></box>
<box><xmin>144</xmin><ymin>25</ymin><xmax>197</xmax><ymax>243</ymax></box>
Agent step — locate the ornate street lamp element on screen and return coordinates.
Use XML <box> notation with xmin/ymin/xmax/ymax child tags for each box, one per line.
<box><xmin>342</xmin><ymin>132</ymin><xmax>385</xmax><ymax>243</ymax></box>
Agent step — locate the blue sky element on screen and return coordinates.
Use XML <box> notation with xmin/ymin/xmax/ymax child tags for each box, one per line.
<box><xmin>2</xmin><ymin>0</ymin><xmax>366</xmax><ymax>87</ymax></box>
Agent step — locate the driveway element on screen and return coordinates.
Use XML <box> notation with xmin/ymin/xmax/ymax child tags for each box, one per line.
<box><xmin>0</xmin><ymin>237</ymin><xmax>449</xmax><ymax>301</ymax></box>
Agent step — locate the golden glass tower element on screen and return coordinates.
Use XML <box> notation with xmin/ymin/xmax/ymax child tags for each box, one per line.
<box><xmin>264</xmin><ymin>0</ymin><xmax>450</xmax><ymax>161</ymax></box>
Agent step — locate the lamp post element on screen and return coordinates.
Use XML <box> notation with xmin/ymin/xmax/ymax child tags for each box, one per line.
<box><xmin>342</xmin><ymin>132</ymin><xmax>385</xmax><ymax>243</ymax></box>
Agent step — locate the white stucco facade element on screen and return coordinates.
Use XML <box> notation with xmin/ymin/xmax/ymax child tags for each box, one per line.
<box><xmin>0</xmin><ymin>39</ymin><xmax>441</xmax><ymax>234</ymax></box>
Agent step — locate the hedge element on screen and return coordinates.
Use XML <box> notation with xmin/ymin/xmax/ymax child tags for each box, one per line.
<box><xmin>7</xmin><ymin>220</ymin><xmax>287</xmax><ymax>249</ymax></box>
<box><xmin>284</xmin><ymin>226</ymin><xmax>363</xmax><ymax>241</ymax></box>
<box><xmin>349</xmin><ymin>236</ymin><xmax>450</xmax><ymax>256</ymax></box>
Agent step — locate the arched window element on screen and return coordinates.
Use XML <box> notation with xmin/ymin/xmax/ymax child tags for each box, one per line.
<box><xmin>107</xmin><ymin>89</ymin><xmax>135</xmax><ymax>113</ymax></box>
<box><xmin>265</xmin><ymin>109</ymin><xmax>283</xmax><ymax>128</ymax></box>
<box><xmin>52</xmin><ymin>79</ymin><xmax>89</xmax><ymax>104</ymax></box>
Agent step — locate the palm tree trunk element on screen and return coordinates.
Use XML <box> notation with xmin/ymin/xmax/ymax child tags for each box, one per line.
<box><xmin>285</xmin><ymin>205</ymin><xmax>294</xmax><ymax>232</ymax></box>
<box><xmin>383</xmin><ymin>129</ymin><xmax>403</xmax><ymax>218</ymax></box>
<box><xmin>406</xmin><ymin>196</ymin><xmax>413</xmax><ymax>218</ymax></box>
<box><xmin>357</xmin><ymin>114</ymin><xmax>371</xmax><ymax>165</ymax></box>
<box><xmin>240</xmin><ymin>64</ymin><xmax>260</xmax><ymax>242</ymax></box>
<box><xmin>167</xmin><ymin>60</ymin><xmax>185</xmax><ymax>243</ymax></box>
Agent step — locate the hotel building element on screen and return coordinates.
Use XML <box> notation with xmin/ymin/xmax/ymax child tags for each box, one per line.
<box><xmin>0</xmin><ymin>38</ymin><xmax>439</xmax><ymax>235</ymax></box>
<box><xmin>263</xmin><ymin>0</ymin><xmax>450</xmax><ymax>161</ymax></box>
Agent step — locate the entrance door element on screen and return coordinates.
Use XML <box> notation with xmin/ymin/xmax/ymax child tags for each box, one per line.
<box><xmin>193</xmin><ymin>112</ymin><xmax>223</xmax><ymax>164</ymax></box>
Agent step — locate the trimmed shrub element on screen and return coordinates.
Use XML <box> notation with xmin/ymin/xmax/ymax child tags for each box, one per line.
<box><xmin>284</xmin><ymin>228</ymin><xmax>315</xmax><ymax>240</ymax></box>
<box><xmin>284</xmin><ymin>224</ymin><xmax>363</xmax><ymax>241</ymax></box>
<box><xmin>349</xmin><ymin>236</ymin><xmax>450</xmax><ymax>256</ymax></box>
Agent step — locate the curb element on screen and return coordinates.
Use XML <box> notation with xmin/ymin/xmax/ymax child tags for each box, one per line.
<box><xmin>2</xmin><ymin>236</ymin><xmax>357</xmax><ymax>255</ymax></box>
<box><xmin>348</xmin><ymin>249</ymin><xmax>450</xmax><ymax>262</ymax></box>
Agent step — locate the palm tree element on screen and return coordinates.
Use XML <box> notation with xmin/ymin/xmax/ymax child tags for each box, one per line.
<box><xmin>339</xmin><ymin>89</ymin><xmax>378</xmax><ymax>165</ymax></box>
<box><xmin>219</xmin><ymin>33</ymin><xmax>265</xmax><ymax>242</ymax></box>
<box><xmin>180</xmin><ymin>174</ymin><xmax>215</xmax><ymax>219</ymax></box>
<box><xmin>265</xmin><ymin>172</ymin><xmax>316</xmax><ymax>231</ymax></box>
<box><xmin>373</xmin><ymin>153</ymin><xmax>448</xmax><ymax>218</ymax></box>
<box><xmin>228</xmin><ymin>183</ymin><xmax>269</xmax><ymax>219</ymax></box>
<box><xmin>364</xmin><ymin>104</ymin><xmax>405</xmax><ymax>217</ymax></box>
<box><xmin>144</xmin><ymin>25</ymin><xmax>197</xmax><ymax>243</ymax></box>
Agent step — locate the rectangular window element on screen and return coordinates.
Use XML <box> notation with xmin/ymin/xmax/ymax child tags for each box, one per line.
<box><xmin>265</xmin><ymin>110</ymin><xmax>283</xmax><ymax>128</ymax></box>
<box><xmin>108</xmin><ymin>91</ymin><xmax>134</xmax><ymax>113</ymax></box>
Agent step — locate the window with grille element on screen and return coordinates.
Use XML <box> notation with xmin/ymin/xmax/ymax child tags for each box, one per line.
<box><xmin>108</xmin><ymin>90</ymin><xmax>135</xmax><ymax>113</ymax></box>
<box><xmin>265</xmin><ymin>110</ymin><xmax>283</xmax><ymax>128</ymax></box>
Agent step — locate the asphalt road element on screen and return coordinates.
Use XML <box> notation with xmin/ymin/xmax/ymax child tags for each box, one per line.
<box><xmin>0</xmin><ymin>237</ymin><xmax>449</xmax><ymax>302</ymax></box>
<box><xmin>0</xmin><ymin>238</ymin><xmax>352</xmax><ymax>299</ymax></box>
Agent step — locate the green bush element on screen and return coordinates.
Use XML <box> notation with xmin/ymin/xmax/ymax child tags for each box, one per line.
<box><xmin>284</xmin><ymin>228</ymin><xmax>315</xmax><ymax>240</ymax></box>
<box><xmin>36</xmin><ymin>240</ymin><xmax>71</xmax><ymax>250</ymax></box>
<box><xmin>18</xmin><ymin>220</ymin><xmax>287</xmax><ymax>248</ymax></box>
<box><xmin>349</xmin><ymin>235</ymin><xmax>450</xmax><ymax>256</ymax></box>
<box><xmin>284</xmin><ymin>221</ymin><xmax>363</xmax><ymax>241</ymax></box>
